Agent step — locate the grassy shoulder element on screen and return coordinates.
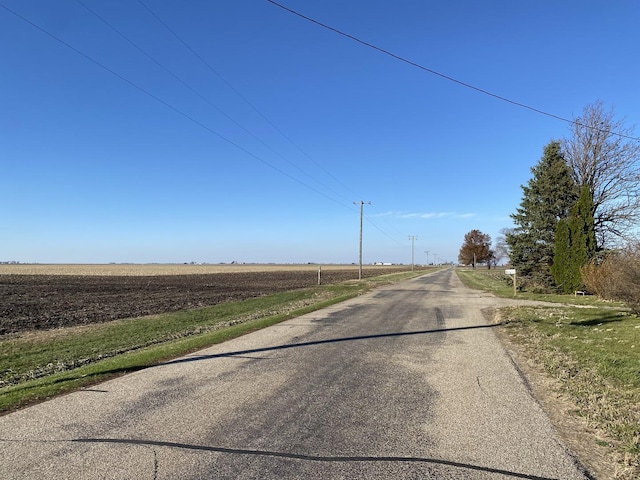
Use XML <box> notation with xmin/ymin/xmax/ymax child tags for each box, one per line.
<box><xmin>0</xmin><ymin>269</ymin><xmax>430</xmax><ymax>415</ymax></box>
<box><xmin>457</xmin><ymin>268</ymin><xmax>640</xmax><ymax>479</ymax></box>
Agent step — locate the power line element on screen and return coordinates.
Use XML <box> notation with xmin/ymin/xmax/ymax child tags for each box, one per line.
<box><xmin>136</xmin><ymin>0</ymin><xmax>361</xmax><ymax>200</ymax></box>
<box><xmin>367</xmin><ymin>204</ymin><xmax>405</xmax><ymax>238</ymax></box>
<box><xmin>0</xmin><ymin>1</ymin><xmax>351</xmax><ymax>210</ymax></box>
<box><xmin>75</xmin><ymin>0</ymin><xmax>352</xmax><ymax>205</ymax></box>
<box><xmin>267</xmin><ymin>0</ymin><xmax>640</xmax><ymax>142</ymax></box>
<box><xmin>363</xmin><ymin>213</ymin><xmax>404</xmax><ymax>245</ymax></box>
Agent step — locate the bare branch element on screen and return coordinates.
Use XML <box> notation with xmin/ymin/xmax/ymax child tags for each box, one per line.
<box><xmin>562</xmin><ymin>101</ymin><xmax>640</xmax><ymax>247</ymax></box>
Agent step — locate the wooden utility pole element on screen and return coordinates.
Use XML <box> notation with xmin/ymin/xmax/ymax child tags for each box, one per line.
<box><xmin>354</xmin><ymin>201</ymin><xmax>371</xmax><ymax>280</ymax></box>
<box><xmin>409</xmin><ymin>235</ymin><xmax>418</xmax><ymax>271</ymax></box>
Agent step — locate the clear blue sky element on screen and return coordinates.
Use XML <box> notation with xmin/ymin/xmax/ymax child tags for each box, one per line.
<box><xmin>2</xmin><ymin>1</ymin><xmax>639</xmax><ymax>265</ymax></box>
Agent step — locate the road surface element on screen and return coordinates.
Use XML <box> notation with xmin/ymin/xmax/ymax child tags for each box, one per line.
<box><xmin>0</xmin><ymin>268</ymin><xmax>592</xmax><ymax>479</ymax></box>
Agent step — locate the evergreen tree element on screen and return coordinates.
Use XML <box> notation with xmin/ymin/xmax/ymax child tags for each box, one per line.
<box><xmin>506</xmin><ymin>141</ymin><xmax>578</xmax><ymax>286</ymax></box>
<box><xmin>568</xmin><ymin>184</ymin><xmax>597</xmax><ymax>289</ymax></box>
<box><xmin>551</xmin><ymin>184</ymin><xmax>597</xmax><ymax>293</ymax></box>
<box><xmin>551</xmin><ymin>218</ymin><xmax>571</xmax><ymax>292</ymax></box>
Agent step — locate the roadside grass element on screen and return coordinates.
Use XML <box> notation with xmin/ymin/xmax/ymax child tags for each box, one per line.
<box><xmin>457</xmin><ymin>268</ymin><xmax>640</xmax><ymax>479</ymax></box>
<box><xmin>456</xmin><ymin>267</ymin><xmax>614</xmax><ymax>305</ymax></box>
<box><xmin>0</xmin><ymin>270</ymin><xmax>428</xmax><ymax>414</ymax></box>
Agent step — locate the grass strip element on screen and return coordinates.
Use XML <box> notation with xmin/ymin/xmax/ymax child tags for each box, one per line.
<box><xmin>0</xmin><ymin>270</ymin><xmax>425</xmax><ymax>414</ymax></box>
<box><xmin>457</xmin><ymin>268</ymin><xmax>640</xmax><ymax>479</ymax></box>
<box><xmin>456</xmin><ymin>268</ymin><xmax>614</xmax><ymax>305</ymax></box>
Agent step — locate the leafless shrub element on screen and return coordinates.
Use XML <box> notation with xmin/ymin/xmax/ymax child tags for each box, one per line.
<box><xmin>582</xmin><ymin>254</ymin><xmax>618</xmax><ymax>299</ymax></box>
<box><xmin>582</xmin><ymin>244</ymin><xmax>640</xmax><ymax>313</ymax></box>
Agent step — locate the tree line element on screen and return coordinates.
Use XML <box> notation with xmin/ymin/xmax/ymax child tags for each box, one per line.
<box><xmin>458</xmin><ymin>101</ymin><xmax>640</xmax><ymax>303</ymax></box>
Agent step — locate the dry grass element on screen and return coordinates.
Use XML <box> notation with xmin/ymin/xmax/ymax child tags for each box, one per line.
<box><xmin>0</xmin><ymin>263</ymin><xmax>378</xmax><ymax>276</ymax></box>
<box><xmin>497</xmin><ymin>305</ymin><xmax>640</xmax><ymax>479</ymax></box>
<box><xmin>459</xmin><ymin>269</ymin><xmax>639</xmax><ymax>478</ymax></box>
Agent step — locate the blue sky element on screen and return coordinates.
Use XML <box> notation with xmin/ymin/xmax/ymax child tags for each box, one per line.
<box><xmin>2</xmin><ymin>1</ymin><xmax>639</xmax><ymax>265</ymax></box>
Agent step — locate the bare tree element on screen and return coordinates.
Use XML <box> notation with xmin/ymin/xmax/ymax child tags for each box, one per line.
<box><xmin>493</xmin><ymin>228</ymin><xmax>511</xmax><ymax>266</ymax></box>
<box><xmin>562</xmin><ymin>101</ymin><xmax>640</xmax><ymax>248</ymax></box>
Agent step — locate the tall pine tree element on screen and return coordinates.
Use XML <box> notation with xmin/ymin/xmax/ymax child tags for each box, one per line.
<box><xmin>506</xmin><ymin>141</ymin><xmax>578</xmax><ymax>286</ymax></box>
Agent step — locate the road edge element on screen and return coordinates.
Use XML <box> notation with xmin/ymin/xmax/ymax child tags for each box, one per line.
<box><xmin>488</xmin><ymin>309</ymin><xmax>613</xmax><ymax>480</ymax></box>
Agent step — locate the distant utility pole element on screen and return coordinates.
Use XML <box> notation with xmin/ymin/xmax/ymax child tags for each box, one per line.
<box><xmin>425</xmin><ymin>250</ymin><xmax>430</xmax><ymax>265</ymax></box>
<box><xmin>408</xmin><ymin>235</ymin><xmax>418</xmax><ymax>271</ymax></box>
<box><xmin>354</xmin><ymin>201</ymin><xmax>371</xmax><ymax>280</ymax></box>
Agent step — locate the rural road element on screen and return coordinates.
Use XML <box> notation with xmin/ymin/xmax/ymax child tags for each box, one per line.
<box><xmin>0</xmin><ymin>268</ymin><xmax>592</xmax><ymax>479</ymax></box>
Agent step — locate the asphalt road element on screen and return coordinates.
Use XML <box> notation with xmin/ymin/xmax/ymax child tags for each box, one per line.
<box><xmin>0</xmin><ymin>268</ymin><xmax>592</xmax><ymax>479</ymax></box>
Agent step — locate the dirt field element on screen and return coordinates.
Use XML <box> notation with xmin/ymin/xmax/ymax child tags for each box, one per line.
<box><xmin>0</xmin><ymin>265</ymin><xmax>414</xmax><ymax>335</ymax></box>
<box><xmin>0</xmin><ymin>263</ymin><xmax>364</xmax><ymax>276</ymax></box>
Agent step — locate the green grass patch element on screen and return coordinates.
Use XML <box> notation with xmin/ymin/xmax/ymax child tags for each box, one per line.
<box><xmin>456</xmin><ymin>268</ymin><xmax>640</xmax><ymax>478</ymax></box>
<box><xmin>499</xmin><ymin>305</ymin><xmax>640</xmax><ymax>478</ymax></box>
<box><xmin>0</xmin><ymin>270</ymin><xmax>427</xmax><ymax>414</ymax></box>
<box><xmin>456</xmin><ymin>268</ymin><xmax>617</xmax><ymax>305</ymax></box>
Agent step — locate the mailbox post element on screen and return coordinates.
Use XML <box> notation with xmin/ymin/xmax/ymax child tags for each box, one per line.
<box><xmin>505</xmin><ymin>269</ymin><xmax>517</xmax><ymax>296</ymax></box>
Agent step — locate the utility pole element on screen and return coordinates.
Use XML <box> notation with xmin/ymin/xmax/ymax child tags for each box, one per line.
<box><xmin>408</xmin><ymin>235</ymin><xmax>418</xmax><ymax>271</ymax></box>
<box><xmin>354</xmin><ymin>201</ymin><xmax>371</xmax><ymax>280</ymax></box>
<box><xmin>425</xmin><ymin>250</ymin><xmax>430</xmax><ymax>266</ymax></box>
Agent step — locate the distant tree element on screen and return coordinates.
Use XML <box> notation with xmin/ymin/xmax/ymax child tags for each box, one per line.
<box><xmin>506</xmin><ymin>141</ymin><xmax>578</xmax><ymax>286</ymax></box>
<box><xmin>492</xmin><ymin>229</ymin><xmax>510</xmax><ymax>266</ymax></box>
<box><xmin>562</xmin><ymin>101</ymin><xmax>640</xmax><ymax>248</ymax></box>
<box><xmin>458</xmin><ymin>229</ymin><xmax>492</xmax><ymax>269</ymax></box>
<box><xmin>551</xmin><ymin>185</ymin><xmax>597</xmax><ymax>293</ymax></box>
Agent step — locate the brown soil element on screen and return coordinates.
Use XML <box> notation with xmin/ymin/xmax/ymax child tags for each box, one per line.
<box><xmin>0</xmin><ymin>267</ymin><xmax>411</xmax><ymax>335</ymax></box>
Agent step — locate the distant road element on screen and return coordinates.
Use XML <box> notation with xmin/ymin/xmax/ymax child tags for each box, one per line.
<box><xmin>0</xmin><ymin>268</ymin><xmax>591</xmax><ymax>479</ymax></box>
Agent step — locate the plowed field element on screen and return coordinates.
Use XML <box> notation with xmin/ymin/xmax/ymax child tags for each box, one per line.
<box><xmin>0</xmin><ymin>266</ymin><xmax>413</xmax><ymax>335</ymax></box>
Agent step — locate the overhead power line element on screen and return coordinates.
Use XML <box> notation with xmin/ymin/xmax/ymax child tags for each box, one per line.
<box><xmin>136</xmin><ymin>0</ymin><xmax>360</xmax><ymax>199</ymax></box>
<box><xmin>267</xmin><ymin>0</ymin><xmax>640</xmax><ymax>142</ymax></box>
<box><xmin>0</xmin><ymin>1</ymin><xmax>351</xmax><ymax>210</ymax></box>
<box><xmin>366</xmin><ymin>204</ymin><xmax>405</xmax><ymax>238</ymax></box>
<box><xmin>75</xmin><ymin>0</ymin><xmax>351</xmax><ymax>205</ymax></box>
<box><xmin>363</xmin><ymin>213</ymin><xmax>404</xmax><ymax>246</ymax></box>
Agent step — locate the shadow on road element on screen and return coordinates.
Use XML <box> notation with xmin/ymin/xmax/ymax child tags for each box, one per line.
<box><xmin>22</xmin><ymin>323</ymin><xmax>503</xmax><ymax>391</ymax></box>
<box><xmin>71</xmin><ymin>437</ymin><xmax>562</xmax><ymax>480</ymax></box>
<box><xmin>160</xmin><ymin>323</ymin><xmax>502</xmax><ymax>366</ymax></box>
